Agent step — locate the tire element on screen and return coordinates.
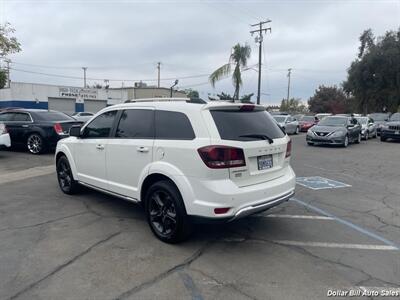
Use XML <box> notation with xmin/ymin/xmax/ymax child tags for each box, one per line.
<box><xmin>364</xmin><ymin>131</ymin><xmax>369</xmax><ymax>140</ymax></box>
<box><xmin>342</xmin><ymin>135</ymin><xmax>349</xmax><ymax>148</ymax></box>
<box><xmin>307</xmin><ymin>142</ymin><xmax>314</xmax><ymax>146</ymax></box>
<box><xmin>295</xmin><ymin>126</ymin><xmax>299</xmax><ymax>135</ymax></box>
<box><xmin>355</xmin><ymin>133</ymin><xmax>361</xmax><ymax>144</ymax></box>
<box><xmin>27</xmin><ymin>133</ymin><xmax>46</xmax><ymax>154</ymax></box>
<box><xmin>56</xmin><ymin>155</ymin><xmax>80</xmax><ymax>194</ymax></box>
<box><xmin>145</xmin><ymin>180</ymin><xmax>192</xmax><ymax>243</ymax></box>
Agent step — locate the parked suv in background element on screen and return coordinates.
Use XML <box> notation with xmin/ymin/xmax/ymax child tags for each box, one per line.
<box><xmin>369</xmin><ymin>113</ymin><xmax>391</xmax><ymax>135</ymax></box>
<box><xmin>56</xmin><ymin>99</ymin><xmax>296</xmax><ymax>243</ymax></box>
<box><xmin>381</xmin><ymin>113</ymin><xmax>400</xmax><ymax>142</ymax></box>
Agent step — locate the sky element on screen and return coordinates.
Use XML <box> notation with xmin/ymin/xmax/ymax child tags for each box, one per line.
<box><xmin>1</xmin><ymin>0</ymin><xmax>399</xmax><ymax>105</ymax></box>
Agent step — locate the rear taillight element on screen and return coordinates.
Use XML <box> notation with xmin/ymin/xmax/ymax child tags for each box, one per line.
<box><xmin>285</xmin><ymin>139</ymin><xmax>292</xmax><ymax>158</ymax></box>
<box><xmin>198</xmin><ymin>146</ymin><xmax>246</xmax><ymax>169</ymax></box>
<box><xmin>53</xmin><ymin>123</ymin><xmax>63</xmax><ymax>135</ymax></box>
<box><xmin>239</xmin><ymin>104</ymin><xmax>255</xmax><ymax>111</ymax></box>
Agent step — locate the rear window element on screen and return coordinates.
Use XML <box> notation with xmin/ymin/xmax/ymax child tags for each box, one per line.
<box><xmin>34</xmin><ymin>111</ymin><xmax>75</xmax><ymax>121</ymax></box>
<box><xmin>211</xmin><ymin>110</ymin><xmax>285</xmax><ymax>141</ymax></box>
<box><xmin>155</xmin><ymin>110</ymin><xmax>195</xmax><ymax>140</ymax></box>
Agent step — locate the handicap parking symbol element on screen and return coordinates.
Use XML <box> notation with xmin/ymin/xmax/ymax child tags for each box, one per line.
<box><xmin>296</xmin><ymin>176</ymin><xmax>351</xmax><ymax>190</ymax></box>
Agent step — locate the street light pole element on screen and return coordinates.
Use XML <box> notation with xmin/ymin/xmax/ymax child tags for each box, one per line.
<box><xmin>286</xmin><ymin>68</ymin><xmax>292</xmax><ymax>106</ymax></box>
<box><xmin>170</xmin><ymin>79</ymin><xmax>178</xmax><ymax>97</ymax></box>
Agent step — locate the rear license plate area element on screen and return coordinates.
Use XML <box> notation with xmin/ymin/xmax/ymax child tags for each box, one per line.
<box><xmin>257</xmin><ymin>155</ymin><xmax>273</xmax><ymax>170</ymax></box>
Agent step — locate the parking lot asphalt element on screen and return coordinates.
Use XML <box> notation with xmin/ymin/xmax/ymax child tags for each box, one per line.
<box><xmin>0</xmin><ymin>136</ymin><xmax>399</xmax><ymax>300</ymax></box>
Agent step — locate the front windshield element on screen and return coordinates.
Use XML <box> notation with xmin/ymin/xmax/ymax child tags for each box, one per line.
<box><xmin>390</xmin><ymin>113</ymin><xmax>400</xmax><ymax>121</ymax></box>
<box><xmin>273</xmin><ymin>116</ymin><xmax>286</xmax><ymax>123</ymax></box>
<box><xmin>355</xmin><ymin>117</ymin><xmax>367</xmax><ymax>125</ymax></box>
<box><xmin>369</xmin><ymin>113</ymin><xmax>388</xmax><ymax>121</ymax></box>
<box><xmin>318</xmin><ymin>117</ymin><xmax>347</xmax><ymax>126</ymax></box>
<box><xmin>301</xmin><ymin>116</ymin><xmax>315</xmax><ymax>122</ymax></box>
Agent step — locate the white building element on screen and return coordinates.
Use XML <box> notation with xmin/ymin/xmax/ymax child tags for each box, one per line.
<box><xmin>0</xmin><ymin>82</ymin><xmax>187</xmax><ymax>114</ymax></box>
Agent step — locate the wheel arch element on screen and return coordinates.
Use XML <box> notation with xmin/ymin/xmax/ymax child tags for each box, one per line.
<box><xmin>55</xmin><ymin>146</ymin><xmax>78</xmax><ymax>180</ymax></box>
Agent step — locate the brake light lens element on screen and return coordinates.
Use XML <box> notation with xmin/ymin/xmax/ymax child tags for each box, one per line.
<box><xmin>198</xmin><ymin>146</ymin><xmax>246</xmax><ymax>169</ymax></box>
<box><xmin>53</xmin><ymin>123</ymin><xmax>63</xmax><ymax>135</ymax></box>
<box><xmin>239</xmin><ymin>104</ymin><xmax>255</xmax><ymax>111</ymax></box>
<box><xmin>285</xmin><ymin>139</ymin><xmax>292</xmax><ymax>158</ymax></box>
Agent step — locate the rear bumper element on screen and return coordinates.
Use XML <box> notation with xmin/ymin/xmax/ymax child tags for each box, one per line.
<box><xmin>0</xmin><ymin>133</ymin><xmax>11</xmax><ymax>147</ymax></box>
<box><xmin>186</xmin><ymin>165</ymin><xmax>296</xmax><ymax>219</ymax></box>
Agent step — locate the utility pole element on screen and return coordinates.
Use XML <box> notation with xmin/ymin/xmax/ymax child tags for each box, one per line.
<box><xmin>286</xmin><ymin>68</ymin><xmax>292</xmax><ymax>106</ymax></box>
<box><xmin>157</xmin><ymin>62</ymin><xmax>161</xmax><ymax>88</ymax></box>
<box><xmin>5</xmin><ymin>59</ymin><xmax>11</xmax><ymax>88</ymax></box>
<box><xmin>250</xmin><ymin>20</ymin><xmax>271</xmax><ymax>105</ymax></box>
<box><xmin>82</xmin><ymin>67</ymin><xmax>87</xmax><ymax>88</ymax></box>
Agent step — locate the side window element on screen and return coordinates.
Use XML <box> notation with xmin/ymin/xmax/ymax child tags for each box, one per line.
<box><xmin>115</xmin><ymin>109</ymin><xmax>154</xmax><ymax>139</ymax></box>
<box><xmin>155</xmin><ymin>110</ymin><xmax>195</xmax><ymax>140</ymax></box>
<box><xmin>83</xmin><ymin>110</ymin><xmax>117</xmax><ymax>138</ymax></box>
<box><xmin>13</xmin><ymin>113</ymin><xmax>31</xmax><ymax>122</ymax></box>
<box><xmin>0</xmin><ymin>113</ymin><xmax>14</xmax><ymax>121</ymax></box>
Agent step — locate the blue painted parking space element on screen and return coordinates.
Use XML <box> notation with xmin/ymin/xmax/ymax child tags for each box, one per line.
<box><xmin>296</xmin><ymin>176</ymin><xmax>351</xmax><ymax>190</ymax></box>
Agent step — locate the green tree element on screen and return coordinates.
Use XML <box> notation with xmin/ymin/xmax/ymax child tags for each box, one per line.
<box><xmin>343</xmin><ymin>28</ymin><xmax>400</xmax><ymax>113</ymax></box>
<box><xmin>280</xmin><ymin>98</ymin><xmax>307</xmax><ymax>113</ymax></box>
<box><xmin>209</xmin><ymin>43</ymin><xmax>251</xmax><ymax>101</ymax></box>
<box><xmin>184</xmin><ymin>88</ymin><xmax>199</xmax><ymax>98</ymax></box>
<box><xmin>308</xmin><ymin>85</ymin><xmax>349</xmax><ymax>114</ymax></box>
<box><xmin>240</xmin><ymin>93</ymin><xmax>254</xmax><ymax>103</ymax></box>
<box><xmin>1</xmin><ymin>22</ymin><xmax>22</xmax><ymax>88</ymax></box>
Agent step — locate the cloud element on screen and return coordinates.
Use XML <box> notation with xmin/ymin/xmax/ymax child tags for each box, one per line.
<box><xmin>3</xmin><ymin>0</ymin><xmax>400</xmax><ymax>104</ymax></box>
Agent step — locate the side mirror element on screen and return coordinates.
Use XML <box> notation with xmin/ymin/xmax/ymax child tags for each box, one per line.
<box><xmin>69</xmin><ymin>125</ymin><xmax>82</xmax><ymax>137</ymax></box>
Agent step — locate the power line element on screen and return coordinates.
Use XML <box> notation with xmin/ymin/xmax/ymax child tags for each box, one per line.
<box><xmin>9</xmin><ymin>67</ymin><xmax>213</xmax><ymax>82</ymax></box>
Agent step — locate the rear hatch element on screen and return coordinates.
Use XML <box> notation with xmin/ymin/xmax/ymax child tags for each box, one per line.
<box><xmin>206</xmin><ymin>104</ymin><xmax>289</xmax><ymax>187</ymax></box>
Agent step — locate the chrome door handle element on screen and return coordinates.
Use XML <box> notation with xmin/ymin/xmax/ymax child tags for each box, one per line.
<box><xmin>22</xmin><ymin>125</ymin><xmax>29</xmax><ymax>128</ymax></box>
<box><xmin>137</xmin><ymin>146</ymin><xmax>149</xmax><ymax>153</ymax></box>
<box><xmin>96</xmin><ymin>144</ymin><xmax>104</xmax><ymax>150</ymax></box>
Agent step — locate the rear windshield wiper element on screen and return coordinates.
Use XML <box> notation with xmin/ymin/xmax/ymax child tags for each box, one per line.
<box><xmin>239</xmin><ymin>134</ymin><xmax>274</xmax><ymax>144</ymax></box>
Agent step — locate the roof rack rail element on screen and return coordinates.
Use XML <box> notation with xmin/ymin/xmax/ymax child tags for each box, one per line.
<box><xmin>125</xmin><ymin>98</ymin><xmax>190</xmax><ymax>103</ymax></box>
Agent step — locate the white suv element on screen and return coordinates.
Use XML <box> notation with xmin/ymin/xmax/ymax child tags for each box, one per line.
<box><xmin>55</xmin><ymin>98</ymin><xmax>296</xmax><ymax>243</ymax></box>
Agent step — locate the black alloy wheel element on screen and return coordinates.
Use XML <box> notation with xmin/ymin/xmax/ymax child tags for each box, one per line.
<box><xmin>56</xmin><ymin>156</ymin><xmax>79</xmax><ymax>194</ymax></box>
<box><xmin>145</xmin><ymin>181</ymin><xmax>192</xmax><ymax>243</ymax></box>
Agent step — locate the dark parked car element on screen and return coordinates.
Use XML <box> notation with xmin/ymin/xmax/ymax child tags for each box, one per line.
<box><xmin>381</xmin><ymin>113</ymin><xmax>400</xmax><ymax>142</ymax></box>
<box><xmin>369</xmin><ymin>113</ymin><xmax>391</xmax><ymax>135</ymax></box>
<box><xmin>0</xmin><ymin>109</ymin><xmax>82</xmax><ymax>154</ymax></box>
<box><xmin>306</xmin><ymin>116</ymin><xmax>362</xmax><ymax>147</ymax></box>
<box><xmin>299</xmin><ymin>115</ymin><xmax>319</xmax><ymax>132</ymax></box>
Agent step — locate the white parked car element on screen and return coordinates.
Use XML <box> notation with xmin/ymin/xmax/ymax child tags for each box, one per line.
<box><xmin>55</xmin><ymin>98</ymin><xmax>296</xmax><ymax>243</ymax></box>
<box><xmin>0</xmin><ymin>123</ymin><xmax>11</xmax><ymax>148</ymax></box>
<box><xmin>272</xmin><ymin>115</ymin><xmax>300</xmax><ymax>134</ymax></box>
<box><xmin>72</xmin><ymin>112</ymin><xmax>94</xmax><ymax>122</ymax></box>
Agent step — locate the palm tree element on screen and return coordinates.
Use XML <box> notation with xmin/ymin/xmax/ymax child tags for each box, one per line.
<box><xmin>209</xmin><ymin>43</ymin><xmax>251</xmax><ymax>101</ymax></box>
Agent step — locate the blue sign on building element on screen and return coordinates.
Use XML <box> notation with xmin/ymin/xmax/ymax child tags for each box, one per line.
<box><xmin>296</xmin><ymin>176</ymin><xmax>351</xmax><ymax>190</ymax></box>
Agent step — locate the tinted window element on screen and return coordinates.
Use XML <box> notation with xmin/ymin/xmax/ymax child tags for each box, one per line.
<box><xmin>34</xmin><ymin>111</ymin><xmax>74</xmax><ymax>121</ymax></box>
<box><xmin>13</xmin><ymin>112</ymin><xmax>31</xmax><ymax>122</ymax></box>
<box><xmin>211</xmin><ymin>110</ymin><xmax>285</xmax><ymax>141</ymax></box>
<box><xmin>115</xmin><ymin>109</ymin><xmax>154</xmax><ymax>139</ymax></box>
<box><xmin>84</xmin><ymin>110</ymin><xmax>117</xmax><ymax>138</ymax></box>
<box><xmin>81</xmin><ymin>113</ymin><xmax>93</xmax><ymax>116</ymax></box>
<box><xmin>0</xmin><ymin>113</ymin><xmax>14</xmax><ymax>121</ymax></box>
<box><xmin>155</xmin><ymin>110</ymin><xmax>195</xmax><ymax>140</ymax></box>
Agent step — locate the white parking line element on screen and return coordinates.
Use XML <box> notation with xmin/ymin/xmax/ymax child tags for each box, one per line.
<box><xmin>258</xmin><ymin>214</ymin><xmax>334</xmax><ymax>220</ymax></box>
<box><xmin>0</xmin><ymin>165</ymin><xmax>54</xmax><ymax>184</ymax></box>
<box><xmin>271</xmin><ymin>240</ymin><xmax>398</xmax><ymax>251</ymax></box>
